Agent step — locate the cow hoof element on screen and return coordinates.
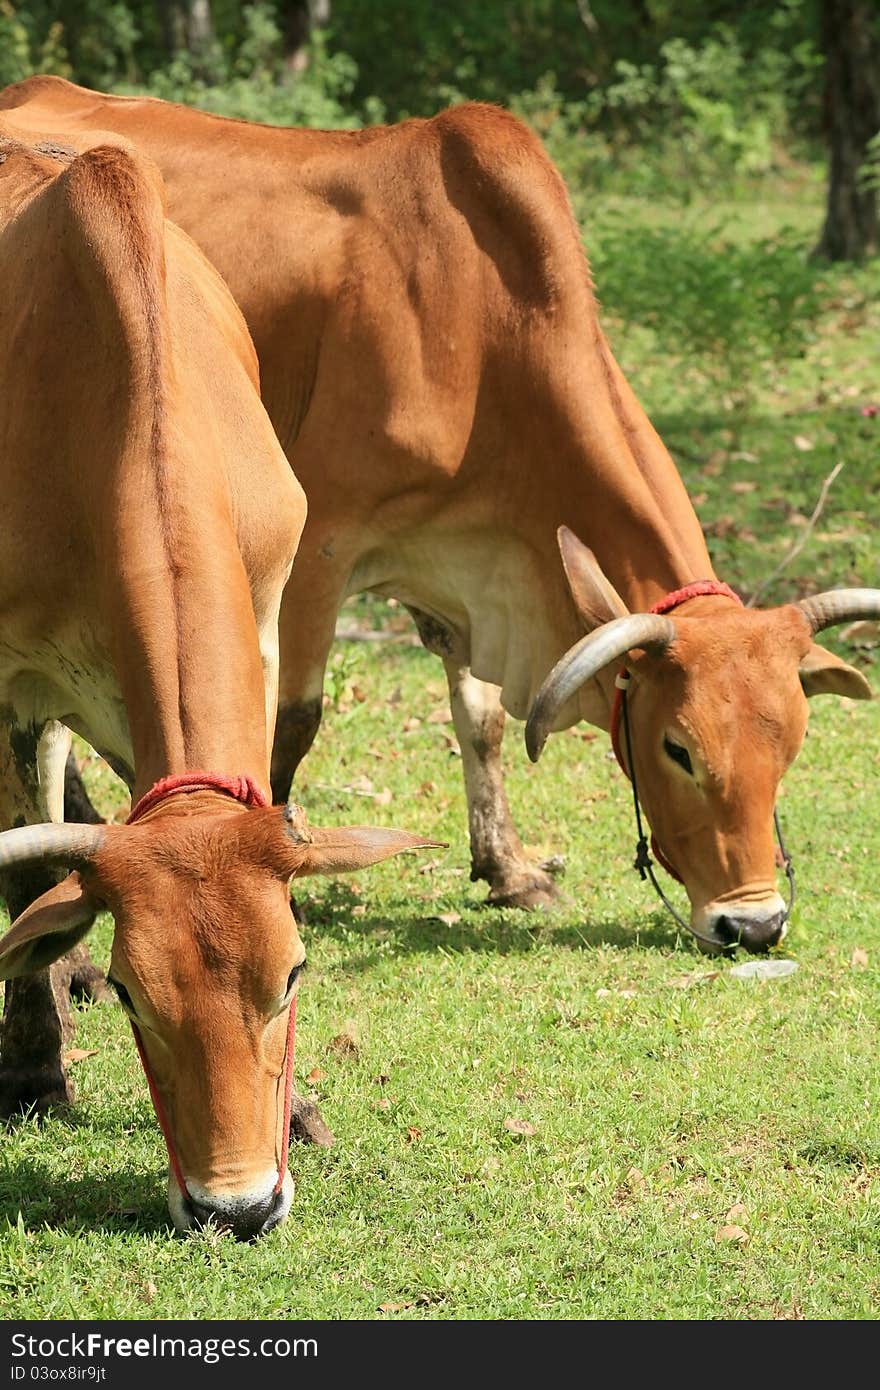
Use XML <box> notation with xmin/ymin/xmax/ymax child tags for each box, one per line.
<box><xmin>290</xmin><ymin>1094</ymin><xmax>334</xmax><ymax>1147</ymax></box>
<box><xmin>57</xmin><ymin>946</ymin><xmax>114</xmax><ymax>1005</ymax></box>
<box><xmin>0</xmin><ymin>1067</ymin><xmax>74</xmax><ymax>1120</ymax></box>
<box><xmin>485</xmin><ymin>873</ymin><xmax>565</xmax><ymax>911</ymax></box>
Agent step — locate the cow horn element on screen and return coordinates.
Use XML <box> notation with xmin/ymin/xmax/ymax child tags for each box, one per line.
<box><xmin>0</xmin><ymin>823</ymin><xmax>106</xmax><ymax>869</ymax></box>
<box><xmin>796</xmin><ymin>589</ymin><xmax>880</xmax><ymax>636</ymax></box>
<box><xmin>525</xmin><ymin>613</ymin><xmax>676</xmax><ymax>762</ymax></box>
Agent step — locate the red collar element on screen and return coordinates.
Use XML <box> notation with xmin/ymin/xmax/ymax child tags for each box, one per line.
<box><xmin>609</xmin><ymin>580</ymin><xmax>742</xmax><ymax>883</ymax></box>
<box><xmin>127</xmin><ymin>771</ymin><xmax>269</xmax><ymax>824</ymax></box>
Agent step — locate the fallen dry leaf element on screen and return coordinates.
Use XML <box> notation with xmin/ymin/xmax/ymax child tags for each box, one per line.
<box><xmin>670</xmin><ymin>970</ymin><xmax>720</xmax><ymax>990</ymax></box>
<box><xmin>402</xmin><ymin>717</ymin><xmax>421</xmax><ymax>732</ymax></box>
<box><xmin>433</xmin><ymin>911</ymin><xmax>461</xmax><ymax>927</ymax></box>
<box><xmin>703</xmin><ymin>514</ymin><xmax>738</xmax><ymax>539</ymax></box>
<box><xmin>142</xmin><ymin>1280</ymin><xmax>158</xmax><ymax>1304</ymax></box>
<box><xmin>374</xmin><ymin>787</ymin><xmax>393</xmax><ymax>806</ymax></box>
<box><xmin>793</xmin><ymin>434</ymin><xmax>814</xmax><ymax>451</ymax></box>
<box><xmin>701</xmin><ymin>450</ymin><xmax>727</xmax><ymax>476</ymax></box>
<box><xmin>725</xmin><ymin>1203</ymin><xmax>749</xmax><ymax>1224</ymax></box>
<box><xmin>352</xmin><ymin>903</ymin><xmax>367</xmax><ymax>917</ymax></box>
<box><xmin>406</xmin><ymin>1126</ymin><xmax>422</xmax><ymax>1144</ymax></box>
<box><xmin>427</xmin><ymin>706</ymin><xmax>453</xmax><ymax>725</ymax></box>
<box><xmin>731</xmin><ymin>480</ymin><xmax>757</xmax><ymax>493</ymax></box>
<box><xmin>327</xmin><ymin>1033</ymin><xmax>359</xmax><ymax>1059</ymax></box>
<box><xmin>504</xmin><ymin>1117</ymin><xmax>536</xmax><ymax>1137</ymax></box>
<box><xmin>715</xmin><ymin>1224</ymin><xmax>749</xmax><ymax>1244</ymax></box>
<box><xmin>379</xmin><ymin>1301</ymin><xmax>414</xmax><ymax>1313</ymax></box>
<box><xmin>852</xmin><ymin>947</ymin><xmax>869</xmax><ymax>969</ymax></box>
<box><xmin>305</xmin><ymin>1066</ymin><xmax>324</xmax><ymax>1084</ymax></box>
<box><xmin>841</xmin><ymin>620</ymin><xmax>880</xmax><ymax>648</ymax></box>
<box><xmin>625</xmin><ymin>1167</ymin><xmax>645</xmax><ymax>1188</ymax></box>
<box><xmin>63</xmin><ymin>1048</ymin><xmax>98</xmax><ymax>1064</ymax></box>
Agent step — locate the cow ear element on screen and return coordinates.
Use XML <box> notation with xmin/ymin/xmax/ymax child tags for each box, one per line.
<box><xmin>292</xmin><ymin>826</ymin><xmax>446</xmax><ymax>878</ymax></box>
<box><xmin>0</xmin><ymin>872</ymin><xmax>101</xmax><ymax>980</ymax></box>
<box><xmin>558</xmin><ymin>526</ymin><xmax>629</xmax><ymax>630</ymax></box>
<box><xmin>799</xmin><ymin>642</ymin><xmax>873</xmax><ymax>699</ymax></box>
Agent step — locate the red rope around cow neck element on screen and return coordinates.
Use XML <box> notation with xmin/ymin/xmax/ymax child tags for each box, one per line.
<box><xmin>609</xmin><ymin>580</ymin><xmax>743</xmax><ymax>883</ymax></box>
<box><xmin>125</xmin><ymin>771</ymin><xmax>297</xmax><ymax>1212</ymax></box>
<box><xmin>127</xmin><ymin>771</ymin><xmax>269</xmax><ymax>824</ymax></box>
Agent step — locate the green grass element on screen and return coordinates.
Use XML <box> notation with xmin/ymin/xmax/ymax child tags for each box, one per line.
<box><xmin>2</xmin><ymin>176</ymin><xmax>880</xmax><ymax>1321</ymax></box>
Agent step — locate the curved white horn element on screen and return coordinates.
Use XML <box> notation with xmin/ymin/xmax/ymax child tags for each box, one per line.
<box><xmin>0</xmin><ymin>823</ymin><xmax>106</xmax><ymax>869</ymax></box>
<box><xmin>796</xmin><ymin>589</ymin><xmax>880</xmax><ymax>636</ymax></box>
<box><xmin>526</xmin><ymin>613</ymin><xmax>676</xmax><ymax>762</ymax></box>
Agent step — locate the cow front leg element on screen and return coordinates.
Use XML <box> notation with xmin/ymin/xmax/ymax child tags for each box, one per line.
<box><xmin>443</xmin><ymin>661</ymin><xmax>562</xmax><ymax>909</ymax></box>
<box><xmin>271</xmin><ymin>697</ymin><xmax>324</xmax><ymax>806</ymax></box>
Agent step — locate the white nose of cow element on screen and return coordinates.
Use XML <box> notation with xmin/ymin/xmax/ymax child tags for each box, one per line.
<box><xmin>168</xmin><ymin>1171</ymin><xmax>294</xmax><ymax>1240</ymax></box>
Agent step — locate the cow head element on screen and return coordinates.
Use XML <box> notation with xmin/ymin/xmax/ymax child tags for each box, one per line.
<box><xmin>0</xmin><ymin>801</ymin><xmax>440</xmax><ymax>1238</ymax></box>
<box><xmin>526</xmin><ymin>528</ymin><xmax>880</xmax><ymax>954</ymax></box>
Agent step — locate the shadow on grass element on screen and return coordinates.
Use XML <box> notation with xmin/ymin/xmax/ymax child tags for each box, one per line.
<box><xmin>0</xmin><ymin>1163</ymin><xmax>171</xmax><ymax>1236</ymax></box>
<box><xmin>297</xmin><ymin>881</ymin><xmax>692</xmax><ymax>973</ymax></box>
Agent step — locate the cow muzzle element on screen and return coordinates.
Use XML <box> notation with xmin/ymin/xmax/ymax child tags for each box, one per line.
<box><xmin>695</xmin><ymin>893</ymin><xmax>788</xmax><ymax>955</ymax></box>
<box><xmin>167</xmin><ymin>1170</ymin><xmax>294</xmax><ymax>1241</ymax></box>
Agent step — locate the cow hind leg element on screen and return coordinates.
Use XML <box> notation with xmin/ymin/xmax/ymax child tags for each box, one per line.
<box><xmin>0</xmin><ymin>721</ymin><xmax>79</xmax><ymax>1117</ymax></box>
<box><xmin>63</xmin><ymin>749</ymin><xmax>105</xmax><ymax>826</ymax></box>
<box><xmin>442</xmin><ymin>660</ymin><xmax>562</xmax><ymax>910</ymax></box>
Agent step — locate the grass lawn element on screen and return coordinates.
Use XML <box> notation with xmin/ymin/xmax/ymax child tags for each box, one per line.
<box><xmin>1</xmin><ymin>174</ymin><xmax>879</xmax><ymax>1321</ymax></box>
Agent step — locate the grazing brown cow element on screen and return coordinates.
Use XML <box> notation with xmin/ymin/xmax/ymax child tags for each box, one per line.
<box><xmin>2</xmin><ymin>78</ymin><xmax>878</xmax><ymax>953</ymax></box>
<box><xmin>0</xmin><ymin>126</ymin><xmax>435</xmax><ymax>1238</ymax></box>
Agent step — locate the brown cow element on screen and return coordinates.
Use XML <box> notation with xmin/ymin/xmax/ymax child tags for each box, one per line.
<box><xmin>2</xmin><ymin>78</ymin><xmax>878</xmax><ymax>953</ymax></box>
<box><xmin>0</xmin><ymin>126</ymin><xmax>436</xmax><ymax>1238</ymax></box>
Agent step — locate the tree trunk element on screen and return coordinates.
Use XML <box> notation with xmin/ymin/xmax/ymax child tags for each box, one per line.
<box><xmin>158</xmin><ymin>0</ymin><xmax>215</xmax><ymax>70</ymax></box>
<box><xmin>281</xmin><ymin>0</ymin><xmax>331</xmax><ymax>75</ymax></box>
<box><xmin>815</xmin><ymin>0</ymin><xmax>880</xmax><ymax>261</ymax></box>
<box><xmin>187</xmin><ymin>0</ymin><xmax>214</xmax><ymax>56</ymax></box>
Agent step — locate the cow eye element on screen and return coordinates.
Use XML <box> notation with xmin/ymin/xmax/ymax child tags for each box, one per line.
<box><xmin>286</xmin><ymin>962</ymin><xmax>305</xmax><ymax>994</ymax></box>
<box><xmin>108</xmin><ymin>977</ymin><xmax>134</xmax><ymax>1012</ymax></box>
<box><xmin>663</xmin><ymin>735</ymin><xmax>693</xmax><ymax>775</ymax></box>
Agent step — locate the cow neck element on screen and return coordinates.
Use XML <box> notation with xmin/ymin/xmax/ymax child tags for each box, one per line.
<box><xmin>609</xmin><ymin>582</ymin><xmax>744</xmax><ymax>883</ymax></box>
<box><xmin>560</xmin><ymin>331</ymin><xmax>720</xmax><ymax>614</ymax></box>
<box><xmin>106</xmin><ymin>460</ymin><xmax>272</xmax><ymax>801</ymax></box>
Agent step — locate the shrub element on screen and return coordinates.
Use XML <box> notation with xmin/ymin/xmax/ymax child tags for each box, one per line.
<box><xmin>589</xmin><ymin>218</ymin><xmax>827</xmax><ymax>408</ymax></box>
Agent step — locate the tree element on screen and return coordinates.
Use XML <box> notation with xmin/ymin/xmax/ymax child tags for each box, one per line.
<box><xmin>280</xmin><ymin>0</ymin><xmax>331</xmax><ymax>75</ymax></box>
<box><xmin>814</xmin><ymin>0</ymin><xmax>880</xmax><ymax>260</ymax></box>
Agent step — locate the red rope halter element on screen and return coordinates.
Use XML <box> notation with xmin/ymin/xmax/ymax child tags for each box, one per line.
<box><xmin>609</xmin><ymin>580</ymin><xmax>743</xmax><ymax>883</ymax></box>
<box><xmin>127</xmin><ymin>771</ymin><xmax>269</xmax><ymax>824</ymax></box>
<box><xmin>125</xmin><ymin>771</ymin><xmax>297</xmax><ymax>1212</ymax></box>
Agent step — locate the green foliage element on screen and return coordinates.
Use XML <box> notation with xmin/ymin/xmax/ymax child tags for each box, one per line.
<box><xmin>137</xmin><ymin>29</ymin><xmax>361</xmax><ymax>128</ymax></box>
<box><xmin>590</xmin><ymin>217</ymin><xmax>827</xmax><ymax>408</ymax></box>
